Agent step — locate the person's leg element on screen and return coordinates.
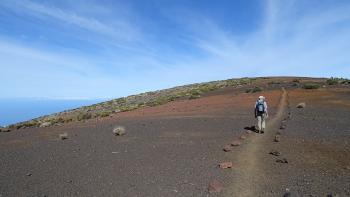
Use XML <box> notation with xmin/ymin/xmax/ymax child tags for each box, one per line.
<box><xmin>261</xmin><ymin>114</ymin><xmax>266</xmax><ymax>133</ymax></box>
<box><xmin>257</xmin><ymin>115</ymin><xmax>262</xmax><ymax>132</ymax></box>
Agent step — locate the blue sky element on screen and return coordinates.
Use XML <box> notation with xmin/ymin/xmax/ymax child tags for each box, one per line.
<box><xmin>1</xmin><ymin>0</ymin><xmax>350</xmax><ymax>99</ymax></box>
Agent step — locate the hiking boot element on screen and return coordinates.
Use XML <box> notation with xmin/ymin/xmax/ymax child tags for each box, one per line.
<box><xmin>261</xmin><ymin>129</ymin><xmax>265</xmax><ymax>134</ymax></box>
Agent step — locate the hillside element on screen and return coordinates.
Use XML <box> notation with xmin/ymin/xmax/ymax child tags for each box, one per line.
<box><xmin>5</xmin><ymin>76</ymin><xmax>347</xmax><ymax>131</ymax></box>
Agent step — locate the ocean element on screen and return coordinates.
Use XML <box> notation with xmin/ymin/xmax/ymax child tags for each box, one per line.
<box><xmin>0</xmin><ymin>98</ymin><xmax>105</xmax><ymax>127</ymax></box>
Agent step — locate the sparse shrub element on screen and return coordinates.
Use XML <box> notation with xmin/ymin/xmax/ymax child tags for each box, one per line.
<box><xmin>292</xmin><ymin>79</ymin><xmax>300</xmax><ymax>83</ymax></box>
<box><xmin>64</xmin><ymin>118</ymin><xmax>73</xmax><ymax>123</ymax></box>
<box><xmin>326</xmin><ymin>77</ymin><xmax>350</xmax><ymax>85</ymax></box>
<box><xmin>137</xmin><ymin>103</ymin><xmax>146</xmax><ymax>108</ymax></box>
<box><xmin>198</xmin><ymin>84</ymin><xmax>219</xmax><ymax>92</ymax></box>
<box><xmin>239</xmin><ymin>78</ymin><xmax>251</xmax><ymax>85</ymax></box>
<box><xmin>189</xmin><ymin>94</ymin><xmax>201</xmax><ymax>99</ymax></box>
<box><xmin>291</xmin><ymin>83</ymin><xmax>299</xmax><ymax>87</ymax></box>
<box><xmin>252</xmin><ymin>87</ymin><xmax>262</xmax><ymax>93</ymax></box>
<box><xmin>326</xmin><ymin>77</ymin><xmax>339</xmax><ymax>85</ymax></box>
<box><xmin>77</xmin><ymin>112</ymin><xmax>92</xmax><ymax>121</ymax></box>
<box><xmin>23</xmin><ymin>120</ymin><xmax>39</xmax><ymax>128</ymax></box>
<box><xmin>100</xmin><ymin>111</ymin><xmax>110</xmax><ymax>117</ymax></box>
<box><xmin>246</xmin><ymin>87</ymin><xmax>262</xmax><ymax>93</ymax></box>
<box><xmin>268</xmin><ymin>81</ymin><xmax>281</xmax><ymax>85</ymax></box>
<box><xmin>188</xmin><ymin>89</ymin><xmax>202</xmax><ymax>99</ymax></box>
<box><xmin>341</xmin><ymin>79</ymin><xmax>350</xmax><ymax>84</ymax></box>
<box><xmin>57</xmin><ymin>117</ymin><xmax>65</xmax><ymax>123</ymax></box>
<box><xmin>226</xmin><ymin>79</ymin><xmax>239</xmax><ymax>86</ymax></box>
<box><xmin>114</xmin><ymin>98</ymin><xmax>127</xmax><ymax>104</ymax></box>
<box><xmin>303</xmin><ymin>84</ymin><xmax>320</xmax><ymax>89</ymax></box>
<box><xmin>119</xmin><ymin>105</ymin><xmax>138</xmax><ymax>112</ymax></box>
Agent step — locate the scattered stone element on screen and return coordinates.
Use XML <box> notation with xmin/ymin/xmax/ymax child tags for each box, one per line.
<box><xmin>276</xmin><ymin>158</ymin><xmax>288</xmax><ymax>164</ymax></box>
<box><xmin>59</xmin><ymin>133</ymin><xmax>68</xmax><ymax>140</ymax></box>
<box><xmin>280</xmin><ymin>125</ymin><xmax>286</xmax><ymax>129</ymax></box>
<box><xmin>274</xmin><ymin>135</ymin><xmax>280</xmax><ymax>142</ymax></box>
<box><xmin>223</xmin><ymin>145</ymin><xmax>232</xmax><ymax>152</ymax></box>
<box><xmin>0</xmin><ymin>128</ymin><xmax>11</xmax><ymax>132</ymax></box>
<box><xmin>208</xmin><ymin>180</ymin><xmax>223</xmax><ymax>193</ymax></box>
<box><xmin>219</xmin><ymin>162</ymin><xmax>233</xmax><ymax>169</ymax></box>
<box><xmin>26</xmin><ymin>173</ymin><xmax>32</xmax><ymax>176</ymax></box>
<box><xmin>296</xmin><ymin>102</ymin><xmax>306</xmax><ymax>108</ymax></box>
<box><xmin>113</xmin><ymin>126</ymin><xmax>126</xmax><ymax>136</ymax></box>
<box><xmin>245</xmin><ymin>130</ymin><xmax>252</xmax><ymax>134</ymax></box>
<box><xmin>269</xmin><ymin>150</ymin><xmax>281</xmax><ymax>156</ymax></box>
<box><xmin>240</xmin><ymin>135</ymin><xmax>247</xmax><ymax>140</ymax></box>
<box><xmin>231</xmin><ymin>140</ymin><xmax>241</xmax><ymax>146</ymax></box>
<box><xmin>40</xmin><ymin>122</ymin><xmax>51</xmax><ymax>128</ymax></box>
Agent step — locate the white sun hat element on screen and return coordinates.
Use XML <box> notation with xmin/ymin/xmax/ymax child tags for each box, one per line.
<box><xmin>258</xmin><ymin>95</ymin><xmax>265</xmax><ymax>100</ymax></box>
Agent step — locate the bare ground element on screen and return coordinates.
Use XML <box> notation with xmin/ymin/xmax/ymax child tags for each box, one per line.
<box><xmin>0</xmin><ymin>84</ymin><xmax>349</xmax><ymax>197</ymax></box>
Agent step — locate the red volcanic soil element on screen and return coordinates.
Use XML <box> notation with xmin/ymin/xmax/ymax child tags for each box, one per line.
<box><xmin>0</xmin><ymin>84</ymin><xmax>349</xmax><ymax>196</ymax></box>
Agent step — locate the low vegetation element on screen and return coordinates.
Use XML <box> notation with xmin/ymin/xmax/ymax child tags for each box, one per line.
<box><xmin>7</xmin><ymin>77</ymin><xmax>327</xmax><ymax>130</ymax></box>
<box><xmin>326</xmin><ymin>77</ymin><xmax>350</xmax><ymax>85</ymax></box>
<box><xmin>303</xmin><ymin>83</ymin><xmax>320</xmax><ymax>89</ymax></box>
<box><xmin>246</xmin><ymin>86</ymin><xmax>263</xmax><ymax>93</ymax></box>
<box><xmin>77</xmin><ymin>112</ymin><xmax>92</xmax><ymax>121</ymax></box>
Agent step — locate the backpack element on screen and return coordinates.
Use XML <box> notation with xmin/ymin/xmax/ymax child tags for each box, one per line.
<box><xmin>256</xmin><ymin>100</ymin><xmax>265</xmax><ymax>113</ymax></box>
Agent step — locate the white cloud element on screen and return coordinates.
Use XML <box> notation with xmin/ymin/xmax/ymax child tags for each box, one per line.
<box><xmin>165</xmin><ymin>0</ymin><xmax>350</xmax><ymax>78</ymax></box>
<box><xmin>3</xmin><ymin>0</ymin><xmax>140</xmax><ymax>42</ymax></box>
<box><xmin>1</xmin><ymin>0</ymin><xmax>349</xmax><ymax>99</ymax></box>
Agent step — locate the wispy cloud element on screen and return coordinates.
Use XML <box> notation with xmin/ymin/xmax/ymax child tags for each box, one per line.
<box><xmin>5</xmin><ymin>0</ymin><xmax>140</xmax><ymax>42</ymax></box>
<box><xmin>0</xmin><ymin>0</ymin><xmax>349</xmax><ymax>99</ymax></box>
<box><xmin>163</xmin><ymin>0</ymin><xmax>350</xmax><ymax>77</ymax></box>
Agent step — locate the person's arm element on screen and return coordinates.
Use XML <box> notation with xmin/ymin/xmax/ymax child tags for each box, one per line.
<box><xmin>254</xmin><ymin>102</ymin><xmax>257</xmax><ymax>118</ymax></box>
<box><xmin>264</xmin><ymin>102</ymin><xmax>268</xmax><ymax>117</ymax></box>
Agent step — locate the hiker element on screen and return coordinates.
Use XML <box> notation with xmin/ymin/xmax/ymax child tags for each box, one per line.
<box><xmin>255</xmin><ymin>95</ymin><xmax>268</xmax><ymax>133</ymax></box>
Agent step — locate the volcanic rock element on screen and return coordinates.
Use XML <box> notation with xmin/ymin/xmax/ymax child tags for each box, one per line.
<box><xmin>59</xmin><ymin>133</ymin><xmax>68</xmax><ymax>140</ymax></box>
<box><xmin>113</xmin><ymin>126</ymin><xmax>126</xmax><ymax>136</ymax></box>
<box><xmin>0</xmin><ymin>127</ymin><xmax>11</xmax><ymax>132</ymax></box>
<box><xmin>223</xmin><ymin>145</ymin><xmax>232</xmax><ymax>152</ymax></box>
<box><xmin>296</xmin><ymin>102</ymin><xmax>306</xmax><ymax>108</ymax></box>
<box><xmin>269</xmin><ymin>150</ymin><xmax>281</xmax><ymax>156</ymax></box>
<box><xmin>276</xmin><ymin>158</ymin><xmax>288</xmax><ymax>164</ymax></box>
<box><xmin>219</xmin><ymin>162</ymin><xmax>233</xmax><ymax>169</ymax></box>
<box><xmin>231</xmin><ymin>140</ymin><xmax>241</xmax><ymax>146</ymax></box>
<box><xmin>274</xmin><ymin>135</ymin><xmax>281</xmax><ymax>142</ymax></box>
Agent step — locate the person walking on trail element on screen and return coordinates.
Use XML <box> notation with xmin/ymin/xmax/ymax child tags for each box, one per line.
<box><xmin>255</xmin><ymin>95</ymin><xmax>268</xmax><ymax>133</ymax></box>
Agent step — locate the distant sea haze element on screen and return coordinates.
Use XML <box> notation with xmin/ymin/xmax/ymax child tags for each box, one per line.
<box><xmin>0</xmin><ymin>98</ymin><xmax>105</xmax><ymax>126</ymax></box>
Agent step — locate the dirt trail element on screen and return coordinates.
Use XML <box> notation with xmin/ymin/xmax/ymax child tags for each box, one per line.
<box><xmin>225</xmin><ymin>88</ymin><xmax>288</xmax><ymax>197</ymax></box>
